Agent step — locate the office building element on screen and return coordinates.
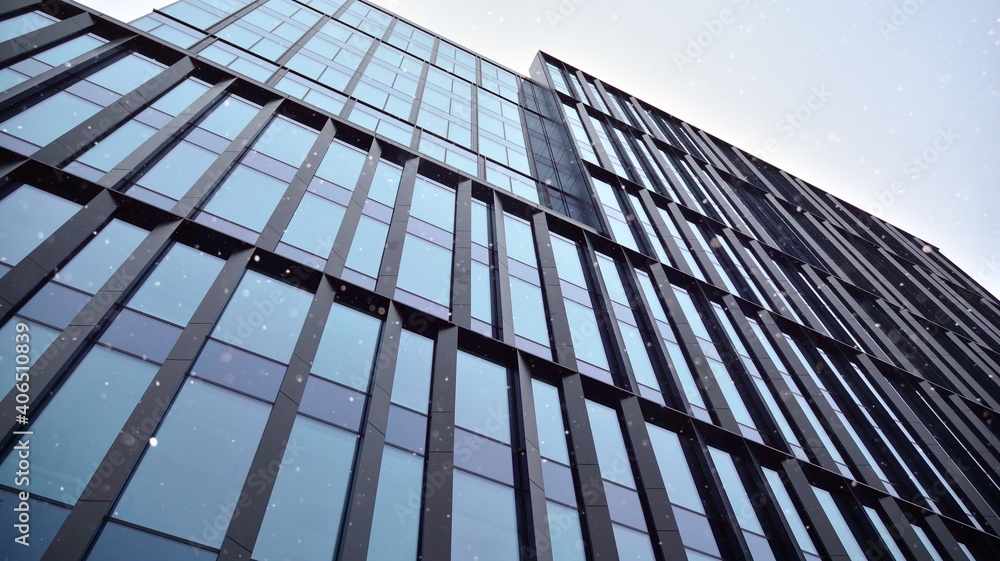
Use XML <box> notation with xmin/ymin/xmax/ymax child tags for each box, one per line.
<box><xmin>0</xmin><ymin>0</ymin><xmax>998</xmax><ymax>559</ymax></box>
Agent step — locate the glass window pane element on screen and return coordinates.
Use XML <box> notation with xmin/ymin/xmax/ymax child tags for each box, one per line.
<box><xmin>311</xmin><ymin>303</ymin><xmax>382</xmax><ymax>391</ymax></box>
<box><xmin>367</xmin><ymin>161</ymin><xmax>402</xmax><ymax>206</ymax></box>
<box><xmin>345</xmin><ymin>215</ymin><xmax>388</xmax><ymax>277</ymax></box>
<box><xmin>18</xmin><ymin>283</ymin><xmax>89</xmax><ymax>328</ymax></box>
<box><xmin>0</xmin><ymin>347</ymin><xmax>157</xmax><ymax>504</ymax></box>
<box><xmin>253</xmin><ymin>416</ymin><xmax>358</xmax><ymax>561</ymax></box>
<box><xmin>314</xmin><ymin>141</ymin><xmax>366</xmax><ymax>189</ymax></box>
<box><xmin>612</xmin><ymin>524</ymin><xmax>655</xmax><ymax>561</ymax></box>
<box><xmin>253</xmin><ymin>117</ymin><xmax>317</xmax><ymax>167</ymax></box>
<box><xmin>137</xmin><ymin>141</ymin><xmax>218</xmax><ymax>200</ymax></box>
<box><xmin>281</xmin><ymin>192</ymin><xmax>345</xmax><ymax>257</ymax></box>
<box><xmin>55</xmin><ymin>220</ymin><xmax>147</xmax><ymax>294</ymax></box>
<box><xmin>396</xmin><ymin>235</ymin><xmax>452</xmax><ymax>307</ymax></box>
<box><xmin>299</xmin><ymin>376</ymin><xmax>366</xmax><ymax>431</ymax></box>
<box><xmin>510</xmin><ymin>277</ymin><xmax>549</xmax><ymax>345</ymax></box>
<box><xmin>1</xmin><ymin>91</ymin><xmax>100</xmax><ymax>147</ymax></box>
<box><xmin>0</xmin><ymin>318</ymin><xmax>59</xmax><ymax>397</ymax></box>
<box><xmin>86</xmin><ymin>54</ymin><xmax>164</xmax><ymax>95</ymax></box>
<box><xmin>365</xmin><ymin>446</ymin><xmax>424</xmax><ymax>561</ymax></box>
<box><xmin>114</xmin><ymin>380</ymin><xmax>270</xmax><ymax>548</ymax></box>
<box><xmin>410</xmin><ymin>178</ymin><xmax>455</xmax><ymax>231</ymax></box>
<box><xmin>127</xmin><ymin>244</ymin><xmax>224</xmax><ymax>326</ymax></box>
<box><xmin>0</xmin><ymin>186</ymin><xmax>80</xmax><ymax>267</ymax></box>
<box><xmin>151</xmin><ymin>78</ymin><xmax>210</xmax><ymax>116</ymax></box>
<box><xmin>212</xmin><ymin>271</ymin><xmax>312</xmax><ymax>363</ymax></box>
<box><xmin>452</xmin><ymin>471</ymin><xmax>520</xmax><ymax>561</ymax></box>
<box><xmin>199</xmin><ymin>96</ymin><xmax>259</xmax><ymax>140</ymax></box>
<box><xmin>86</xmin><ymin>522</ymin><xmax>217</xmax><ymax>561</ymax></box>
<box><xmin>0</xmin><ymin>12</ymin><xmax>57</xmax><ymax>42</ymax></box>
<box><xmin>546</xmin><ymin>501</ymin><xmax>586</xmax><ymax>561</ymax></box>
<box><xmin>585</xmin><ymin>400</ymin><xmax>634</xmax><ymax>488</ymax></box>
<box><xmin>0</xmin><ymin>489</ymin><xmax>68</xmax><ymax>561</ymax></box>
<box><xmin>708</xmin><ymin>448</ymin><xmax>763</xmax><ymax>534</ymax></box>
<box><xmin>645</xmin><ymin>424</ymin><xmax>704</xmax><ymax>513</ymax></box>
<box><xmin>563</xmin><ymin>299</ymin><xmax>608</xmax><ymax>370</ymax></box>
<box><xmin>203</xmin><ymin>165</ymin><xmax>289</xmax><ymax>232</ymax></box>
<box><xmin>77</xmin><ymin>120</ymin><xmax>156</xmax><ymax>172</ymax></box>
<box><xmin>389</xmin><ymin>329</ymin><xmax>434</xmax><ymax>413</ymax></box>
<box><xmin>455</xmin><ymin>352</ymin><xmax>510</xmax><ymax>443</ymax></box>
<box><xmin>191</xmin><ymin>340</ymin><xmax>285</xmax><ymax>402</ymax></box>
<box><xmin>531</xmin><ymin>380</ymin><xmax>570</xmax><ymax>465</ymax></box>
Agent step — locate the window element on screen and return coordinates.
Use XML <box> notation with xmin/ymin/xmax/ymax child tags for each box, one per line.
<box><xmin>0</xmin><ymin>11</ymin><xmax>58</xmax><ymax>42</ymax></box>
<box><xmin>366</xmin><ymin>447</ymin><xmax>424</xmax><ymax>561</ymax></box>
<box><xmin>0</xmin><ymin>186</ymin><xmax>80</xmax><ymax>276</ymax></box>
<box><xmin>311</xmin><ymin>303</ymin><xmax>383</xmax><ymax>391</ymax></box>
<box><xmin>54</xmin><ymin>220</ymin><xmax>147</xmax><ymax>294</ymax></box>
<box><xmin>113</xmin><ymin>379</ymin><xmax>270</xmax><ymax>548</ymax></box>
<box><xmin>396</xmin><ymin>178</ymin><xmax>456</xmax><ymax>315</ymax></box>
<box><xmin>126</xmin><ymin>244</ymin><xmax>224</xmax><ymax>327</ymax></box>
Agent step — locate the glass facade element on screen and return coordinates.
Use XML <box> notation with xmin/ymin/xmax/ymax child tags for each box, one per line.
<box><xmin>0</xmin><ymin>1</ymin><xmax>997</xmax><ymax>560</ymax></box>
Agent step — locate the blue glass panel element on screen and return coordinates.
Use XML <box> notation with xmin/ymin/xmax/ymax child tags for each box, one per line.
<box><xmin>455</xmin><ymin>352</ymin><xmax>510</xmax><ymax>443</ymax></box>
<box><xmin>0</xmin><ymin>12</ymin><xmax>57</xmax><ymax>42</ymax></box>
<box><xmin>563</xmin><ymin>299</ymin><xmax>609</xmax><ymax>370</ymax></box>
<box><xmin>388</xmin><ymin>329</ymin><xmax>434</xmax><ymax>413</ymax></box>
<box><xmin>385</xmin><ymin>405</ymin><xmax>427</xmax><ymax>454</ymax></box>
<box><xmin>199</xmin><ymin>96</ymin><xmax>258</xmax><ymax>140</ymax></box>
<box><xmin>673</xmin><ymin>507</ymin><xmax>720</xmax><ymax>557</ymax></box>
<box><xmin>503</xmin><ymin>214</ymin><xmax>536</xmax><ymax>265</ymax></box>
<box><xmin>299</xmin><ymin>375</ymin><xmax>366</xmax><ymax>432</ymax></box>
<box><xmin>253</xmin><ymin>416</ymin><xmax>358</xmax><ymax>561</ymax></box>
<box><xmin>0</xmin><ymin>91</ymin><xmax>101</xmax><ymax>146</ymax></box>
<box><xmin>549</xmin><ymin>235</ymin><xmax>586</xmax><ymax>287</ymax></box>
<box><xmin>314</xmin><ymin>140</ymin><xmax>366</xmax><ymax>189</ymax></box>
<box><xmin>531</xmin><ymin>380</ymin><xmax>570</xmax><ymax>464</ymax></box>
<box><xmin>253</xmin><ymin>117</ymin><xmax>317</xmax><ymax>167</ymax></box>
<box><xmin>212</xmin><ymin>271</ymin><xmax>312</xmax><ymax>363</ymax></box>
<box><xmin>18</xmin><ymin>283</ymin><xmax>89</xmax><ymax>328</ymax></box>
<box><xmin>708</xmin><ymin>448</ymin><xmax>763</xmax><ymax>534</ymax></box>
<box><xmin>281</xmin><ymin>192</ymin><xmax>345</xmax><ymax>257</ymax></box>
<box><xmin>203</xmin><ymin>165</ymin><xmax>289</xmax><ymax>232</ymax></box>
<box><xmin>191</xmin><ymin>340</ymin><xmax>285</xmax><ymax>402</ymax></box>
<box><xmin>151</xmin><ymin>78</ymin><xmax>210</xmax><ymax>116</ymax></box>
<box><xmin>86</xmin><ymin>522</ymin><xmax>217</xmax><ymax>561</ymax></box>
<box><xmin>367</xmin><ymin>161</ymin><xmax>402</xmax><ymax>206</ymax></box>
<box><xmin>0</xmin><ymin>186</ymin><xmax>80</xmax><ymax>267</ymax></box>
<box><xmin>541</xmin><ymin>460</ymin><xmax>577</xmax><ymax>506</ymax></box>
<box><xmin>605</xmin><ymin>482</ymin><xmax>647</xmax><ymax>530</ymax></box>
<box><xmin>0</xmin><ymin>347</ymin><xmax>157</xmax><ymax>504</ymax></box>
<box><xmin>87</xmin><ymin>54</ymin><xmax>164</xmax><ymax>95</ymax></box>
<box><xmin>127</xmin><ymin>244</ymin><xmax>224</xmax><ymax>327</ymax></box>
<box><xmin>410</xmin><ymin>178</ymin><xmax>455</xmax><ymax>232</ymax></box>
<box><xmin>98</xmin><ymin>308</ymin><xmax>181</xmax><ymax>364</ymax></box>
<box><xmin>396</xmin><ymin>235</ymin><xmax>452</xmax><ymax>306</ymax></box>
<box><xmin>114</xmin><ymin>380</ymin><xmax>270</xmax><ymax>548</ymax></box>
<box><xmin>455</xmin><ymin>428</ymin><xmax>513</xmax><ymax>484</ymax></box>
<box><xmin>645</xmin><ymin>424</ymin><xmax>704</xmax><ymax>513</ymax></box>
<box><xmin>345</xmin><ymin>215</ymin><xmax>388</xmax><ymax>277</ymax></box>
<box><xmin>55</xmin><ymin>220</ymin><xmax>147</xmax><ymax>294</ymax></box>
<box><xmin>35</xmin><ymin>35</ymin><xmax>105</xmax><ymax>67</ymax></box>
<box><xmin>137</xmin><ymin>141</ymin><xmax>218</xmax><ymax>199</ymax></box>
<box><xmin>77</xmin><ymin>120</ymin><xmax>156</xmax><ymax>172</ymax></box>
<box><xmin>612</xmin><ymin>524</ymin><xmax>655</xmax><ymax>561</ymax></box>
<box><xmin>509</xmin><ymin>277</ymin><xmax>549</xmax><ymax>345</ymax></box>
<box><xmin>366</xmin><ymin>446</ymin><xmax>424</xmax><ymax>561</ymax></box>
<box><xmin>451</xmin><ymin>471</ymin><xmax>520</xmax><ymax>561</ymax></box>
<box><xmin>546</xmin><ymin>501</ymin><xmax>586</xmax><ymax>561</ymax></box>
<box><xmin>0</xmin><ymin>318</ymin><xmax>58</xmax><ymax>397</ymax></box>
<box><xmin>0</xmin><ymin>489</ymin><xmax>68</xmax><ymax>561</ymax></box>
<box><xmin>585</xmin><ymin>400</ymin><xmax>634</xmax><ymax>488</ymax></box>
<box><xmin>311</xmin><ymin>303</ymin><xmax>382</xmax><ymax>391</ymax></box>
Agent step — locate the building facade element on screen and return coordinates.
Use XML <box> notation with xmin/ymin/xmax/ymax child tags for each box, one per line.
<box><xmin>0</xmin><ymin>0</ymin><xmax>998</xmax><ymax>559</ymax></box>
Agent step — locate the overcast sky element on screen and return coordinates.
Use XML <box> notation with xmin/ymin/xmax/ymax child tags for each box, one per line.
<box><xmin>81</xmin><ymin>0</ymin><xmax>1000</xmax><ymax>298</ymax></box>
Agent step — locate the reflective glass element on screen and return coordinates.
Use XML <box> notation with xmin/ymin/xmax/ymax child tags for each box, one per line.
<box><xmin>86</xmin><ymin>54</ymin><xmax>165</xmax><ymax>95</ymax></box>
<box><xmin>396</xmin><ymin>235</ymin><xmax>452</xmax><ymax>306</ymax></box>
<box><xmin>531</xmin><ymin>380</ymin><xmax>570</xmax><ymax>464</ymax></box>
<box><xmin>212</xmin><ymin>271</ymin><xmax>312</xmax><ymax>363</ymax></box>
<box><xmin>151</xmin><ymin>78</ymin><xmax>211</xmax><ymax>116</ymax></box>
<box><xmin>762</xmin><ymin>468</ymin><xmax>818</xmax><ymax>555</ymax></box>
<box><xmin>98</xmin><ymin>309</ymin><xmax>181</xmax><ymax>364</ymax></box>
<box><xmin>708</xmin><ymin>448</ymin><xmax>763</xmax><ymax>534</ymax></box>
<box><xmin>564</xmin><ymin>299</ymin><xmax>608</xmax><ymax>370</ymax></box>
<box><xmin>55</xmin><ymin>220</ymin><xmax>147</xmax><ymax>294</ymax></box>
<box><xmin>253</xmin><ymin>416</ymin><xmax>358</xmax><ymax>561</ymax></box>
<box><xmin>345</xmin><ymin>215</ymin><xmax>388</xmax><ymax>276</ymax></box>
<box><xmin>0</xmin><ymin>91</ymin><xmax>100</xmax><ymax>146</ymax></box>
<box><xmin>451</xmin><ymin>471</ymin><xmax>520</xmax><ymax>561</ymax></box>
<box><xmin>314</xmin><ymin>141</ymin><xmax>366</xmax><ymax>189</ymax></box>
<box><xmin>510</xmin><ymin>277</ymin><xmax>549</xmax><ymax>345</ymax></box>
<box><xmin>455</xmin><ymin>428</ymin><xmax>513</xmax><ymax>484</ymax></box>
<box><xmin>389</xmin><ymin>330</ymin><xmax>434</xmax><ymax>413</ymax></box>
<box><xmin>0</xmin><ymin>489</ymin><xmax>68</xmax><ymax>561</ymax></box>
<box><xmin>253</xmin><ymin>117</ymin><xmax>317</xmax><ymax>167</ymax></box>
<box><xmin>585</xmin><ymin>400</ymin><xmax>634</xmax><ymax>488</ymax></box>
<box><xmin>612</xmin><ymin>524</ymin><xmax>655</xmax><ymax>561</ymax></box>
<box><xmin>137</xmin><ymin>141</ymin><xmax>218</xmax><ymax>199</ymax></box>
<box><xmin>385</xmin><ymin>405</ymin><xmax>428</xmax><ymax>454</ymax></box>
<box><xmin>77</xmin><ymin>120</ymin><xmax>156</xmax><ymax>172</ymax></box>
<box><xmin>366</xmin><ymin>447</ymin><xmax>424</xmax><ymax>561</ymax></box>
<box><xmin>503</xmin><ymin>214</ymin><xmax>535</xmax><ymax>264</ymax></box>
<box><xmin>0</xmin><ymin>12</ymin><xmax>57</xmax><ymax>42</ymax></box>
<box><xmin>812</xmin><ymin>487</ymin><xmax>868</xmax><ymax>560</ymax></box>
<box><xmin>299</xmin><ymin>376</ymin><xmax>366</xmax><ymax>431</ymax></box>
<box><xmin>18</xmin><ymin>283</ymin><xmax>89</xmax><ymax>328</ymax></box>
<box><xmin>203</xmin><ymin>165</ymin><xmax>289</xmax><ymax>232</ymax></box>
<box><xmin>282</xmin><ymin>192</ymin><xmax>346</xmax><ymax>257</ymax></box>
<box><xmin>86</xmin><ymin>522</ymin><xmax>217</xmax><ymax>561</ymax></box>
<box><xmin>0</xmin><ymin>346</ymin><xmax>156</xmax><ymax>504</ymax></box>
<box><xmin>191</xmin><ymin>340</ymin><xmax>285</xmax><ymax>402</ymax></box>
<box><xmin>114</xmin><ymin>380</ymin><xmax>270</xmax><ymax>548</ymax></box>
<box><xmin>0</xmin><ymin>186</ymin><xmax>79</xmax><ymax>267</ymax></box>
<box><xmin>367</xmin><ymin>161</ymin><xmax>402</xmax><ymax>206</ymax></box>
<box><xmin>312</xmin><ymin>303</ymin><xmax>382</xmax><ymax>391</ymax></box>
<box><xmin>410</xmin><ymin>178</ymin><xmax>455</xmax><ymax>231</ymax></box>
<box><xmin>546</xmin><ymin>501</ymin><xmax>586</xmax><ymax>561</ymax></box>
<box><xmin>127</xmin><ymin>244</ymin><xmax>224</xmax><ymax>326</ymax></box>
<box><xmin>199</xmin><ymin>96</ymin><xmax>259</xmax><ymax>140</ymax></box>
<box><xmin>455</xmin><ymin>352</ymin><xmax>510</xmax><ymax>443</ymax></box>
<box><xmin>645</xmin><ymin>424</ymin><xmax>704</xmax><ymax>513</ymax></box>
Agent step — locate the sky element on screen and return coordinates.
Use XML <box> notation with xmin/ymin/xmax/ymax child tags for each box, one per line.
<box><xmin>81</xmin><ymin>0</ymin><xmax>1000</xmax><ymax>298</ymax></box>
